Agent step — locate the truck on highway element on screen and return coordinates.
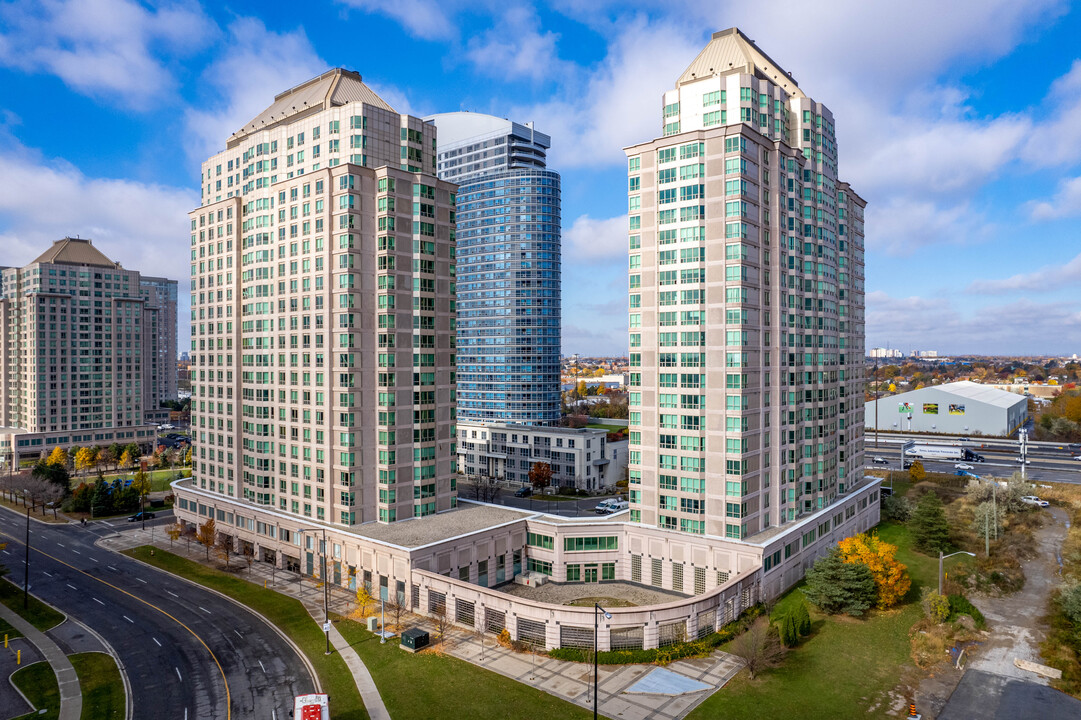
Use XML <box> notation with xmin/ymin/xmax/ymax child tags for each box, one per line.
<box><xmin>902</xmin><ymin>441</ymin><xmax>984</xmax><ymax>468</ymax></box>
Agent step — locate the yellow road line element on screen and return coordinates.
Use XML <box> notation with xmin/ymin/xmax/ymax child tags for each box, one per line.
<box><xmin>0</xmin><ymin>531</ymin><xmax>231</xmax><ymax>720</ymax></box>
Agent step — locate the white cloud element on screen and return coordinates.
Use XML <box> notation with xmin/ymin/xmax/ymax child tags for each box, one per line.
<box><xmin>1030</xmin><ymin>176</ymin><xmax>1081</xmax><ymax>221</ymax></box>
<box><xmin>562</xmin><ymin>214</ymin><xmax>627</xmax><ymax>263</ymax></box>
<box><xmin>337</xmin><ymin>0</ymin><xmax>457</xmax><ymax>40</ymax></box>
<box><xmin>184</xmin><ymin>18</ymin><xmax>326</xmax><ymax>163</ymax></box>
<box><xmin>515</xmin><ymin>17</ymin><xmax>702</xmax><ymax>169</ymax></box>
<box><xmin>0</xmin><ymin>0</ymin><xmax>214</xmax><ymax>109</ymax></box>
<box><xmin>968</xmin><ymin>252</ymin><xmax>1081</xmax><ymax>295</ymax></box>
<box><xmin>0</xmin><ymin>144</ymin><xmax>195</xmax><ymax>275</ymax></box>
<box><xmin>866</xmin><ymin>198</ymin><xmax>992</xmax><ymax>256</ymax></box>
<box><xmin>465</xmin><ymin>6</ymin><xmax>571</xmax><ymax>82</ymax></box>
<box><xmin>0</xmin><ymin>141</ymin><xmax>196</xmax><ymax>345</ymax></box>
<box><xmin>563</xmin><ymin>322</ymin><xmax>627</xmax><ymax>357</ymax></box>
<box><xmin>866</xmin><ymin>291</ymin><xmax>1081</xmax><ymax>355</ymax></box>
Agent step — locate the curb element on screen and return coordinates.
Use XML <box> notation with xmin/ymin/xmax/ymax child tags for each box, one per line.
<box><xmin>68</xmin><ymin>618</ymin><xmax>133</xmax><ymax>720</ymax></box>
<box><xmin>101</xmin><ymin>539</ymin><xmax>323</xmax><ymax>695</ymax></box>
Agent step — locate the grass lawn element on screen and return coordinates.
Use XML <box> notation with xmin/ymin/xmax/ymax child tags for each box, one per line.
<box><xmin>123</xmin><ymin>546</ymin><xmax>368</xmax><ymax>720</ymax></box>
<box><xmin>688</xmin><ymin>521</ymin><xmax>938</xmax><ymax>720</ymax></box>
<box><xmin>11</xmin><ymin>661</ymin><xmax>60</xmax><ymax>720</ymax></box>
<box><xmin>71</xmin><ymin>652</ymin><xmax>124</xmax><ymax>720</ymax></box>
<box><xmin>0</xmin><ymin>577</ymin><xmax>66</xmax><ymax>633</ymax></box>
<box><xmin>71</xmin><ymin>468</ymin><xmax>189</xmax><ymax>493</ymax></box>
<box><xmin>332</xmin><ymin>614</ymin><xmax>593</xmax><ymax>720</ymax></box>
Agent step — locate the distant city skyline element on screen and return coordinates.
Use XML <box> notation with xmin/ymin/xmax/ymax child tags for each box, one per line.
<box><xmin>1</xmin><ymin>2</ymin><xmax>1080</xmax><ymax>355</ymax></box>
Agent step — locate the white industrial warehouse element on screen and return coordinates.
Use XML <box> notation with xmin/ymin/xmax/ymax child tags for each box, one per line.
<box><xmin>864</xmin><ymin>381</ymin><xmax>1028</xmax><ymax>437</ymax></box>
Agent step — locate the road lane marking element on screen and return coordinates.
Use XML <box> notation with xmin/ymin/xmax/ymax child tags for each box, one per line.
<box><xmin>72</xmin><ymin>550</ymin><xmax>81</xmax><ymax>555</ymax></box>
<box><xmin>259</xmin><ymin>660</ymin><xmax>266</xmax><ymax>674</ymax></box>
<box><xmin>153</xmin><ymin>637</ymin><xmax>161</xmax><ymax>647</ymax></box>
<box><xmin>89</xmin><ymin>556</ymin><xmax>99</xmax><ymax>563</ymax></box>
<box><xmin>107</xmin><ymin>566</ymin><xmax>118</xmax><ymax>572</ymax></box>
<box><xmin>123</xmin><ymin>615</ymin><xmax>134</xmax><ymax>623</ymax></box>
<box><xmin>56</xmin><ymin>543</ymin><xmax>64</xmax><ymax>547</ymax></box>
<box><xmin>0</xmin><ymin>531</ymin><xmax>233</xmax><ymax>720</ymax></box>
<box><xmin>167</xmin><ymin>591</ymin><xmax>179</xmax><ymax>598</ymax></box>
<box><xmin>93</xmin><ymin>598</ymin><xmax>105</xmax><ymax>606</ymax></box>
<box><xmin>1</xmin><ymin>550</ymin><xmax>8</xmax><ymax>555</ymax></box>
<box><xmin>234</xmin><ymin>630</ymin><xmax>243</xmax><ymax>639</ymax></box>
<box><xmin>199</xmin><ymin>606</ymin><xmax>211</xmax><ymax>614</ymax></box>
<box><xmin>42</xmin><ymin>571</ymin><xmax>51</xmax><ymax>577</ymax></box>
<box><xmin>175</xmin><ymin>667</ymin><xmax>182</xmax><ymax>681</ymax></box>
<box><xmin>136</xmin><ymin>577</ymin><xmax>147</xmax><ymax>583</ymax></box>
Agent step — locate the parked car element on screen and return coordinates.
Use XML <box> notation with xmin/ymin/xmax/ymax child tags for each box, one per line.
<box><xmin>594</xmin><ymin>498</ymin><xmax>629</xmax><ymax>514</ymax></box>
<box><xmin>513</xmin><ymin>487</ymin><xmax>532</xmax><ymax>498</ymax></box>
<box><xmin>954</xmin><ymin>463</ymin><xmax>974</xmax><ymax>470</ymax></box>
<box><xmin>1021</xmin><ymin>496</ymin><xmax>1050</xmax><ymax>508</ymax></box>
<box><xmin>128</xmin><ymin>511</ymin><xmax>156</xmax><ymax>522</ymax></box>
<box><xmin>872</xmin><ymin>457</ymin><xmax>890</xmax><ymax>465</ymax></box>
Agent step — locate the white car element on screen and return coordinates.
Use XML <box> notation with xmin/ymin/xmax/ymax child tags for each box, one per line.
<box><xmin>954</xmin><ymin>463</ymin><xmax>974</xmax><ymax>470</ymax></box>
<box><xmin>1021</xmin><ymin>496</ymin><xmax>1050</xmax><ymax>508</ymax></box>
<box><xmin>1015</xmin><ymin>457</ymin><xmax>1031</xmax><ymax>464</ymax></box>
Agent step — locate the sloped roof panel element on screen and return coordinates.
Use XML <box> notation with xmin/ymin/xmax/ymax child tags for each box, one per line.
<box><xmin>31</xmin><ymin>238</ymin><xmax>118</xmax><ymax>268</ymax></box>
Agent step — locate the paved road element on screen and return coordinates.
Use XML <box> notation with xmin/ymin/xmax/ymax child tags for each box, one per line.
<box><xmin>0</xmin><ymin>507</ymin><xmax>316</xmax><ymax>720</ymax></box>
<box><xmin>865</xmin><ymin>444</ymin><xmax>1081</xmax><ymax>485</ymax></box>
<box><xmin>939</xmin><ymin>667</ymin><xmax>1081</xmax><ymax>719</ymax></box>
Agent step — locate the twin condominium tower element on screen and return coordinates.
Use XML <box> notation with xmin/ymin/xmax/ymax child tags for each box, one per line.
<box><xmin>175</xmin><ymin>29</ymin><xmax>873</xmax><ymax>612</ymax></box>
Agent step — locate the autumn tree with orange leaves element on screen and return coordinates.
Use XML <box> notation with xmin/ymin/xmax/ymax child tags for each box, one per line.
<box><xmin>837</xmin><ymin>532</ymin><xmax>911</xmax><ymax>610</ymax></box>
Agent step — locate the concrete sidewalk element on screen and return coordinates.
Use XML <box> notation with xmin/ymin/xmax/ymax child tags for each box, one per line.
<box><xmin>0</xmin><ymin>602</ymin><xmax>81</xmax><ymax>720</ymax></box>
<box><xmin>104</xmin><ymin>527</ymin><xmax>744</xmax><ymax>720</ymax></box>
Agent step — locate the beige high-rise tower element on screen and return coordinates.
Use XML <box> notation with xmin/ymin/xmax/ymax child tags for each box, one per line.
<box><xmin>0</xmin><ymin>238</ymin><xmax>174</xmax><ymax>462</ymax></box>
<box><xmin>625</xmin><ymin>29</ymin><xmax>866</xmax><ymax>539</ymax></box>
<box><xmin>184</xmin><ymin>69</ymin><xmax>458</xmax><ymax>526</ymax></box>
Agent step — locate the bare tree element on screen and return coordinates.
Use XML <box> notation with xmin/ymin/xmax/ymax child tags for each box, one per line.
<box><xmin>731</xmin><ymin>617</ymin><xmax>786</xmax><ymax>679</ymax></box>
<box><xmin>386</xmin><ymin>598</ymin><xmax>406</xmax><ymax>633</ymax></box>
<box><xmin>215</xmin><ymin>533</ymin><xmax>232</xmax><ymax>569</ymax></box>
<box><xmin>43</xmin><ymin>482</ymin><xmax>65</xmax><ymax>519</ymax></box>
<box><xmin>243</xmin><ymin>544</ymin><xmax>255</xmax><ymax>574</ymax></box>
<box><xmin>473</xmin><ymin>622</ymin><xmax>486</xmax><ymax>662</ymax></box>
<box><xmin>432</xmin><ymin>606</ymin><xmax>452</xmax><ymax>650</ymax></box>
<box><xmin>466</xmin><ymin>476</ymin><xmax>503</xmax><ymax>504</ymax></box>
<box><xmin>18</xmin><ymin>475</ymin><xmax>50</xmax><ymax>513</ymax></box>
<box><xmin>182</xmin><ymin>525</ymin><xmax>196</xmax><ymax>555</ymax></box>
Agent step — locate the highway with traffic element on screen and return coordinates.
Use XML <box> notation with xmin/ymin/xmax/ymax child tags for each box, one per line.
<box><xmin>0</xmin><ymin>507</ymin><xmax>316</xmax><ymax>720</ymax></box>
<box><xmin>864</xmin><ymin>434</ymin><xmax>1081</xmax><ymax>484</ymax></box>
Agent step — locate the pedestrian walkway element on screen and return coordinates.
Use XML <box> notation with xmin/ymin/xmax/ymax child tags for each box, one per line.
<box><xmin>101</xmin><ymin>527</ymin><xmax>745</xmax><ymax>720</ymax></box>
<box><xmin>299</xmin><ymin>598</ymin><xmax>391</xmax><ymax>720</ymax></box>
<box><xmin>0</xmin><ymin>602</ymin><xmax>81</xmax><ymax>720</ymax></box>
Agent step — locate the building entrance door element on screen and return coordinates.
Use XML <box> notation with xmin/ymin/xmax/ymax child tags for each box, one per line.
<box><xmin>584</xmin><ymin>565</ymin><xmax>598</xmax><ymax>583</ymax></box>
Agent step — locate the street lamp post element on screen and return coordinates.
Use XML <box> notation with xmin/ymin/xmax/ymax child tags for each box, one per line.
<box><xmin>593</xmin><ymin>602</ymin><xmax>611</xmax><ymax>720</ymax></box>
<box><xmin>939</xmin><ymin>550</ymin><xmax>975</xmax><ymax>595</ymax></box>
<box><xmin>1019</xmin><ymin>428</ymin><xmax>1028</xmax><ymax>479</ymax></box>
<box><xmin>874</xmin><ymin>361</ymin><xmax>880</xmax><ymax>449</ymax></box>
<box><xmin>23</xmin><ymin>504</ymin><xmax>31</xmax><ymax>609</ymax></box>
<box><xmin>298</xmin><ymin>526</ymin><xmax>331</xmax><ymax>655</ymax></box>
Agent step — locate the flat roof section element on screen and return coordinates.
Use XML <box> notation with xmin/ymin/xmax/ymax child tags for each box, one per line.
<box><xmin>351</xmin><ymin>502</ymin><xmax>533</xmax><ymax>549</ymax></box>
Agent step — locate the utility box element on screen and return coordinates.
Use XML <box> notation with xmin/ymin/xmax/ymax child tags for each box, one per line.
<box><xmin>400</xmin><ymin>628</ymin><xmax>429</xmax><ymax>652</ymax></box>
<box><xmin>366</xmin><ymin>616</ymin><xmax>380</xmax><ymax>632</ymax></box>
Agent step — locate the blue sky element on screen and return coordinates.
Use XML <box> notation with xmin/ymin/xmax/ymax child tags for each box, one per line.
<box><xmin>2</xmin><ymin>0</ymin><xmax>1081</xmax><ymax>357</ymax></box>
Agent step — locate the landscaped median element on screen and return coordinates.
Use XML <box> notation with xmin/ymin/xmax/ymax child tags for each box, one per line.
<box><xmin>123</xmin><ymin>546</ymin><xmax>368</xmax><ymax>720</ymax></box>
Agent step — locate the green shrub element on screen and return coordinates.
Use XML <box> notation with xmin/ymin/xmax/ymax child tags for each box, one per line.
<box><xmin>803</xmin><ymin>548</ymin><xmax>877</xmax><ymax>616</ymax></box>
<box><xmin>920</xmin><ymin>588</ymin><xmax>950</xmax><ymax>623</ymax></box>
<box><xmin>948</xmin><ymin>593</ymin><xmax>986</xmax><ymax>629</ymax></box>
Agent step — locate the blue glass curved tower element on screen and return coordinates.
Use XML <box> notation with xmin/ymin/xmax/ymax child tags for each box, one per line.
<box><xmin>427</xmin><ymin>113</ymin><xmax>561</xmax><ymax>425</ymax></box>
